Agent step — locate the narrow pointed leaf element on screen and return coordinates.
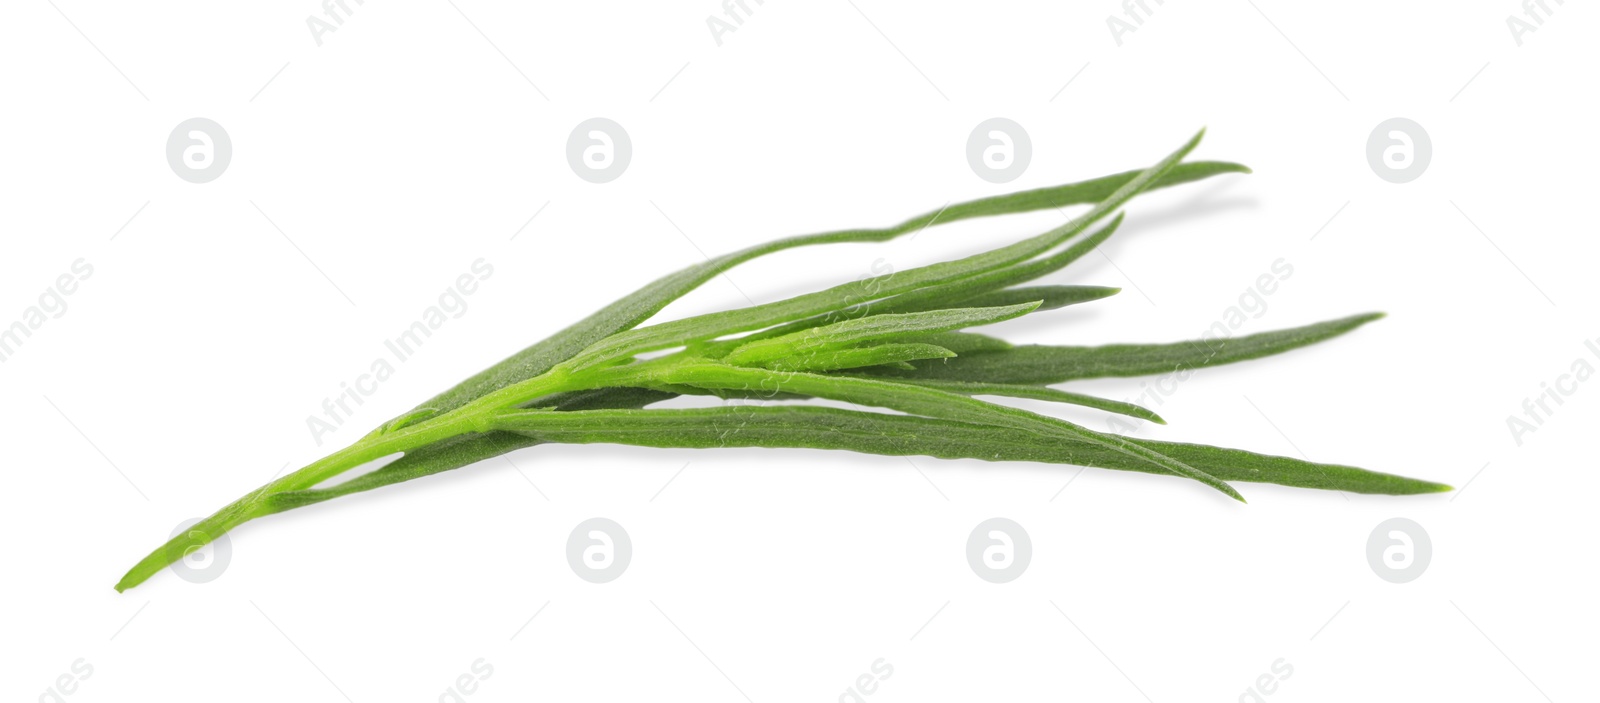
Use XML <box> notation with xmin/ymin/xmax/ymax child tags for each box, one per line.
<box><xmin>903</xmin><ymin>332</ymin><xmax>1011</xmax><ymax>354</ymax></box>
<box><xmin>401</xmin><ymin>159</ymin><xmax>1248</xmax><ymax>424</ymax></box>
<box><xmin>859</xmin><ymin>378</ymin><xmax>1166</xmax><ymax>424</ymax></box>
<box><xmin>762</xmin><ymin>343</ymin><xmax>956</xmax><ymax>373</ymax></box>
<box><xmin>622</xmin><ymin>362</ymin><xmax>1244</xmax><ymax>500</ymax></box>
<box><xmin>264</xmin><ymin>387</ymin><xmax>674</xmax><ymax>513</ymax></box>
<box><xmin>558</xmin><ymin>132</ymin><xmax>1207</xmax><ymax>374</ymax></box>
<box><xmin>735</xmin><ymin>212</ymin><xmax>1124</xmax><ymax>345</ymax></box>
<box><xmin>113</xmin><ymin>145</ymin><xmax>1271</xmax><ymax>593</ymax></box>
<box><xmin>724</xmin><ymin>302</ymin><xmax>1039</xmax><ymax>367</ymax></box>
<box><xmin>957</xmin><ymin>285</ymin><xmax>1120</xmax><ymax>312</ymax></box>
<box><xmin>492</xmin><ymin>405</ymin><xmax>1448</xmax><ymax>495</ymax></box>
<box><xmin>858</xmin><ymin>212</ymin><xmax>1127</xmax><ymax>318</ymax></box>
<box><xmin>881</xmin><ymin>313</ymin><xmax>1386</xmax><ymax>384</ymax></box>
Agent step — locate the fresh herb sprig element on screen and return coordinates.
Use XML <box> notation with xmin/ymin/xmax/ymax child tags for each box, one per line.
<box><xmin>115</xmin><ymin>130</ymin><xmax>1448</xmax><ymax>592</ymax></box>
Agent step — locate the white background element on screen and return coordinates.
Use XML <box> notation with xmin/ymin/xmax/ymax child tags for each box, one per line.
<box><xmin>2</xmin><ymin>1</ymin><xmax>1595</xmax><ymax>701</ymax></box>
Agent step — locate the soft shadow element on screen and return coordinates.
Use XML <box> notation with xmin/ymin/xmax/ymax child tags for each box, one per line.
<box><xmin>1113</xmin><ymin>177</ymin><xmax>1260</xmax><ymax>238</ymax></box>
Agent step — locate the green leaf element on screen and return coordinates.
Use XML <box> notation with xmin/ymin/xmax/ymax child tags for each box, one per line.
<box><xmin>929</xmin><ymin>161</ymin><xmax>1250</xmax><ymax>223</ymax></box>
<box><xmin>727</xmin><ymin>213</ymin><xmax>1125</xmax><ymax>346</ymax></box>
<box><xmin>309</xmin><ymin>151</ymin><xmax>1241</xmax><ymax>509</ymax></box>
<box><xmin>362</xmin><ymin>156</ymin><xmax>1244</xmax><ymax>506</ymax></box>
<box><xmin>398</xmin><ymin>159</ymin><xmax>1248</xmax><ymax>425</ymax></box>
<box><xmin>856</xmin><ymin>378</ymin><xmax>1166</xmax><ymax>424</ymax></box>
<box><xmin>855</xmin><ymin>212</ymin><xmax>1126</xmax><ymax>319</ymax></box>
<box><xmin>114</xmin><ymin>145</ymin><xmax>1270</xmax><ymax>593</ymax></box>
<box><xmin>761</xmin><ymin>343</ymin><xmax>956</xmax><ymax>373</ymax></box>
<box><xmin>723</xmin><ymin>302</ymin><xmax>1040</xmax><ymax>368</ymax></box>
<box><xmin>492</xmin><ymin>405</ymin><xmax>1449</xmax><ymax>495</ymax></box>
<box><xmin>556</xmin><ymin>132</ymin><xmax>1208</xmax><ymax>375</ymax></box>
<box><xmin>881</xmin><ymin>313</ymin><xmax>1386</xmax><ymax>384</ymax></box>
<box><xmin>264</xmin><ymin>387</ymin><xmax>675</xmax><ymax>514</ymax></box>
<box><xmin>617</xmin><ymin>361</ymin><xmax>1244</xmax><ymax>501</ymax></box>
<box><xmin>957</xmin><ymin>285</ymin><xmax>1120</xmax><ymax>312</ymax></box>
<box><xmin>902</xmin><ymin>332</ymin><xmax>1012</xmax><ymax>354</ymax></box>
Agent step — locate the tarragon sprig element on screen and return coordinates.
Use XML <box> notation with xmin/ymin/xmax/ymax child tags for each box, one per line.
<box><xmin>114</xmin><ymin>130</ymin><xmax>1448</xmax><ymax>592</ymax></box>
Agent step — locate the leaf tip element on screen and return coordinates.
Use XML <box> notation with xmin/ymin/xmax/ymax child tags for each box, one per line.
<box><xmin>1349</xmin><ymin>311</ymin><xmax>1387</xmax><ymax>328</ymax></box>
<box><xmin>1219</xmin><ymin>480</ymin><xmax>1247</xmax><ymax>504</ymax></box>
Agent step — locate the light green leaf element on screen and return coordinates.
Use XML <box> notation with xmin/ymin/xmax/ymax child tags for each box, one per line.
<box><xmin>723</xmin><ymin>302</ymin><xmax>1040</xmax><ymax>368</ymax></box>
<box><xmin>761</xmin><ymin>343</ymin><xmax>956</xmax><ymax>373</ymax></box>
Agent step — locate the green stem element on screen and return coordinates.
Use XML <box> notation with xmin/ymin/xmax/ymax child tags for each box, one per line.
<box><xmin>116</xmin><ymin>366</ymin><xmax>605</xmax><ymax>591</ymax></box>
<box><xmin>113</xmin><ymin>377</ymin><xmax>563</xmax><ymax>592</ymax></box>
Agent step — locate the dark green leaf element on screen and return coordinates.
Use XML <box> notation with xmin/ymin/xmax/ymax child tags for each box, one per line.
<box><xmin>557</xmin><ymin>133</ymin><xmax>1207</xmax><ymax>374</ymax></box>
<box><xmin>400</xmin><ymin>159</ymin><xmax>1248</xmax><ymax>425</ymax></box>
<box><xmin>858</xmin><ymin>378</ymin><xmax>1165</xmax><ymax>424</ymax></box>
<box><xmin>880</xmin><ymin>313</ymin><xmax>1385</xmax><ymax>384</ymax></box>
<box><xmin>762</xmin><ymin>343</ymin><xmax>956</xmax><ymax>373</ymax></box>
<box><xmin>623</xmin><ymin>361</ymin><xmax>1243</xmax><ymax>500</ymax></box>
<box><xmin>494</xmin><ymin>405</ymin><xmax>1449</xmax><ymax>495</ymax></box>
